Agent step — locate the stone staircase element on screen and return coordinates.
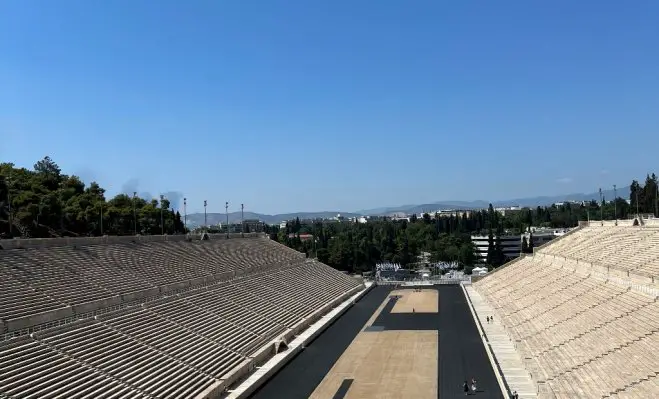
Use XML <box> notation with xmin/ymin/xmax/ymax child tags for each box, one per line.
<box><xmin>465</xmin><ymin>285</ymin><xmax>540</xmax><ymax>398</ymax></box>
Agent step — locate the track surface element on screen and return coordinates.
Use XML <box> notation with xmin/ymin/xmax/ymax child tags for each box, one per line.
<box><xmin>248</xmin><ymin>285</ymin><xmax>502</xmax><ymax>399</ymax></box>
<box><xmin>437</xmin><ymin>285</ymin><xmax>502</xmax><ymax>398</ymax></box>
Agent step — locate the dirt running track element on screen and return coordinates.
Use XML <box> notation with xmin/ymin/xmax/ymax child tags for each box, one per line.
<box><xmin>248</xmin><ymin>285</ymin><xmax>502</xmax><ymax>399</ymax></box>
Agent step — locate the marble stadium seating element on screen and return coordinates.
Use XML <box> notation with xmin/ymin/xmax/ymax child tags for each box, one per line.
<box><xmin>0</xmin><ymin>236</ymin><xmax>363</xmax><ymax>398</ymax></box>
<box><xmin>474</xmin><ymin>224</ymin><xmax>659</xmax><ymax>398</ymax></box>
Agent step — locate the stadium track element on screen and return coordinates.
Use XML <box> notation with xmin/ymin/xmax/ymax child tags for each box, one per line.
<box><xmin>248</xmin><ymin>285</ymin><xmax>502</xmax><ymax>399</ymax></box>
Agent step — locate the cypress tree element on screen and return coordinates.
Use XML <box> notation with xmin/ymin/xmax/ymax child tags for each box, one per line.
<box><xmin>486</xmin><ymin>228</ymin><xmax>495</xmax><ymax>265</ymax></box>
<box><xmin>521</xmin><ymin>236</ymin><xmax>529</xmax><ymax>253</ymax></box>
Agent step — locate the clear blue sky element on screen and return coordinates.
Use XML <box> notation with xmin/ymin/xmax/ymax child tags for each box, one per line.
<box><xmin>1</xmin><ymin>1</ymin><xmax>658</xmax><ymax>214</ymax></box>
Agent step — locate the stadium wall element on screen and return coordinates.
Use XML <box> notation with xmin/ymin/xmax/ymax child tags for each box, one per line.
<box><xmin>0</xmin><ymin>232</ymin><xmax>265</xmax><ymax>250</ymax></box>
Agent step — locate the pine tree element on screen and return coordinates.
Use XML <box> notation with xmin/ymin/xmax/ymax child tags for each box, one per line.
<box><xmin>643</xmin><ymin>174</ymin><xmax>658</xmax><ymax>215</ymax></box>
<box><xmin>493</xmin><ymin>219</ymin><xmax>506</xmax><ymax>265</ymax></box>
<box><xmin>630</xmin><ymin>180</ymin><xmax>642</xmax><ymax>214</ymax></box>
<box><xmin>487</xmin><ymin>203</ymin><xmax>496</xmax><ymax>229</ymax></box>
<box><xmin>486</xmin><ymin>228</ymin><xmax>495</xmax><ymax>265</ymax></box>
<box><xmin>174</xmin><ymin>211</ymin><xmax>184</xmax><ymax>233</ymax></box>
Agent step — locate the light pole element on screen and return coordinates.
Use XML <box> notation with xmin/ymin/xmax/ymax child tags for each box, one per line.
<box><xmin>599</xmin><ymin>188</ymin><xmax>603</xmax><ymax>221</ymax></box>
<box><xmin>225</xmin><ymin>201</ymin><xmax>229</xmax><ymax>236</ymax></box>
<box><xmin>636</xmin><ymin>189</ymin><xmax>640</xmax><ymax>217</ymax></box>
<box><xmin>204</xmin><ymin>200</ymin><xmax>207</xmax><ymax>231</ymax></box>
<box><xmin>100</xmin><ymin>201</ymin><xmax>103</xmax><ymax>236</ymax></box>
<box><xmin>183</xmin><ymin>198</ymin><xmax>187</xmax><ymax>231</ymax></box>
<box><xmin>160</xmin><ymin>194</ymin><xmax>165</xmax><ymax>235</ymax></box>
<box><xmin>656</xmin><ymin>184</ymin><xmax>658</xmax><ymax>218</ymax></box>
<box><xmin>613</xmin><ymin>184</ymin><xmax>617</xmax><ymax>221</ymax></box>
<box><xmin>241</xmin><ymin>203</ymin><xmax>244</xmax><ymax>237</ymax></box>
<box><xmin>133</xmin><ymin>192</ymin><xmax>137</xmax><ymax>235</ymax></box>
<box><xmin>6</xmin><ymin>172</ymin><xmax>12</xmax><ymax>236</ymax></box>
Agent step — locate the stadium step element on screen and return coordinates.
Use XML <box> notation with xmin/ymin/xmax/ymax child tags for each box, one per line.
<box><xmin>464</xmin><ymin>285</ymin><xmax>538</xmax><ymax>398</ymax></box>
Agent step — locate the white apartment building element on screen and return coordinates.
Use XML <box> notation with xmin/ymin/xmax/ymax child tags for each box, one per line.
<box><xmin>471</xmin><ymin>229</ymin><xmax>567</xmax><ymax>264</ymax></box>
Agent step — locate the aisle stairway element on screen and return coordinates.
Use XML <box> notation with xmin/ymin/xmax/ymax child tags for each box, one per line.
<box><xmin>465</xmin><ymin>285</ymin><xmax>539</xmax><ymax>399</ymax></box>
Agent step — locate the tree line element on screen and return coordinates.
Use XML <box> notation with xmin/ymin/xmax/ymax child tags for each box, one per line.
<box><xmin>2</xmin><ymin>157</ymin><xmax>656</xmax><ymax>272</ymax></box>
<box><xmin>0</xmin><ymin>157</ymin><xmax>186</xmax><ymax>238</ymax></box>
<box><xmin>275</xmin><ymin>173</ymin><xmax>658</xmax><ymax>272</ymax></box>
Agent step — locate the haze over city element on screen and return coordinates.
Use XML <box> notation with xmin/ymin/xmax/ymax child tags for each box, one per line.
<box><xmin>2</xmin><ymin>1</ymin><xmax>658</xmax><ymax>214</ymax></box>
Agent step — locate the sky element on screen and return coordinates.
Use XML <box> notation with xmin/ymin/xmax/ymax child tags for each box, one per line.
<box><xmin>1</xmin><ymin>1</ymin><xmax>658</xmax><ymax>214</ymax></box>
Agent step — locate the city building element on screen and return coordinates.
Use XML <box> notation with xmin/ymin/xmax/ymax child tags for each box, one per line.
<box><xmin>242</xmin><ymin>219</ymin><xmax>265</xmax><ymax>233</ymax></box>
<box><xmin>471</xmin><ymin>229</ymin><xmax>568</xmax><ymax>264</ymax></box>
<box><xmin>471</xmin><ymin>234</ymin><xmax>523</xmax><ymax>262</ymax></box>
<box><xmin>287</xmin><ymin>233</ymin><xmax>314</xmax><ymax>241</ymax></box>
<box><xmin>493</xmin><ymin>206</ymin><xmax>521</xmax><ymax>216</ymax></box>
<box><xmin>436</xmin><ymin>209</ymin><xmax>473</xmax><ymax>218</ymax></box>
<box><xmin>333</xmin><ymin>214</ymin><xmax>346</xmax><ymax>222</ymax></box>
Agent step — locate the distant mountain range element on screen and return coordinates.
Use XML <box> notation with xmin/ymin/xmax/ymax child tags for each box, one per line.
<box><xmin>357</xmin><ymin>186</ymin><xmax>630</xmax><ymax>216</ymax></box>
<box><xmin>184</xmin><ymin>187</ymin><xmax>630</xmax><ymax>227</ymax></box>
<box><xmin>185</xmin><ymin>211</ymin><xmax>361</xmax><ymax>227</ymax></box>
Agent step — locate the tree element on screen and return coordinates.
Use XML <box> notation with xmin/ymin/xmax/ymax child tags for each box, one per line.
<box><xmin>521</xmin><ymin>236</ymin><xmax>529</xmax><ymax>253</ymax></box>
<box><xmin>486</xmin><ymin>228</ymin><xmax>495</xmax><ymax>265</ymax></box>
<box><xmin>630</xmin><ymin>180</ymin><xmax>642</xmax><ymax>215</ymax></box>
<box><xmin>643</xmin><ymin>174</ymin><xmax>658</xmax><ymax>216</ymax></box>
<box><xmin>0</xmin><ymin>157</ymin><xmax>189</xmax><ymax>238</ymax></box>
<box><xmin>459</xmin><ymin>242</ymin><xmax>476</xmax><ymax>266</ymax></box>
<box><xmin>34</xmin><ymin>156</ymin><xmax>61</xmax><ymax>177</ymax></box>
<box><xmin>422</xmin><ymin>213</ymin><xmax>431</xmax><ymax>224</ymax></box>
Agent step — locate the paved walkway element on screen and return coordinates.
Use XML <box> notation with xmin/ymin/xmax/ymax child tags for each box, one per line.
<box><xmin>465</xmin><ymin>285</ymin><xmax>538</xmax><ymax>399</ymax></box>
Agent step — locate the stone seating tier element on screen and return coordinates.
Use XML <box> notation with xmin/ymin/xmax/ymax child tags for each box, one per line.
<box><xmin>474</xmin><ymin>226</ymin><xmax>659</xmax><ymax>399</ymax></box>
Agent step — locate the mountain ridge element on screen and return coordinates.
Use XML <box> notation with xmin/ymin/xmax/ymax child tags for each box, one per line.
<box><xmin>184</xmin><ymin>187</ymin><xmax>630</xmax><ymax>226</ymax></box>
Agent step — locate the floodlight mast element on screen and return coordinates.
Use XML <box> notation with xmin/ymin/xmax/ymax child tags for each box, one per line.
<box><xmin>133</xmin><ymin>192</ymin><xmax>138</xmax><ymax>235</ymax></box>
